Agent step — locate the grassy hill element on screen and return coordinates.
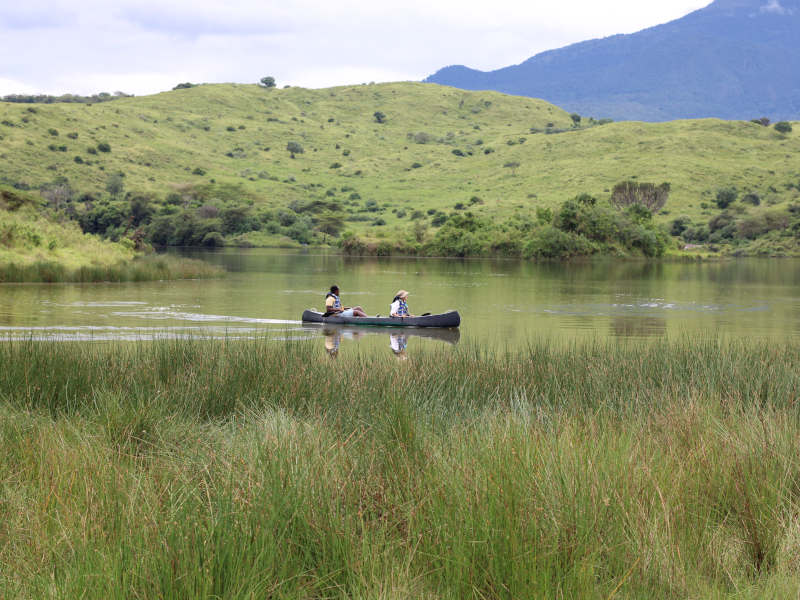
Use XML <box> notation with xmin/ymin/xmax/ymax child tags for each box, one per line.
<box><xmin>1</xmin><ymin>82</ymin><xmax>798</xmax><ymax>256</ymax></box>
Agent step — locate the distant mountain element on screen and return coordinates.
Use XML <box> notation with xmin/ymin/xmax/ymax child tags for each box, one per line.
<box><xmin>425</xmin><ymin>0</ymin><xmax>800</xmax><ymax>121</ymax></box>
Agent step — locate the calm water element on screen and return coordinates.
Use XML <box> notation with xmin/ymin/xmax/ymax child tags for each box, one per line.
<box><xmin>1</xmin><ymin>249</ymin><xmax>799</xmax><ymax>355</ymax></box>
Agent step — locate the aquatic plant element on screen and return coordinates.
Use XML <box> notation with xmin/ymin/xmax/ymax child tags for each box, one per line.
<box><xmin>1</xmin><ymin>338</ymin><xmax>799</xmax><ymax>597</ymax></box>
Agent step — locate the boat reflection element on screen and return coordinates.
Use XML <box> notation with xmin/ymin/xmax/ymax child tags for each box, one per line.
<box><xmin>310</xmin><ymin>324</ymin><xmax>460</xmax><ymax>358</ymax></box>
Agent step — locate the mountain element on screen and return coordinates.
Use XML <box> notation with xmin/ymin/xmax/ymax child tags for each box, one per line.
<box><xmin>425</xmin><ymin>0</ymin><xmax>800</xmax><ymax>121</ymax></box>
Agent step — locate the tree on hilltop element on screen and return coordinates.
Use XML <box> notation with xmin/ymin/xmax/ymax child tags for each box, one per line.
<box><xmin>774</xmin><ymin>121</ymin><xmax>793</xmax><ymax>134</ymax></box>
<box><xmin>260</xmin><ymin>76</ymin><xmax>276</xmax><ymax>88</ymax></box>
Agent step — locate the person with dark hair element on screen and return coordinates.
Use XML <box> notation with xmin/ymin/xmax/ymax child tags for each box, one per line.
<box><xmin>324</xmin><ymin>285</ymin><xmax>367</xmax><ymax>317</ymax></box>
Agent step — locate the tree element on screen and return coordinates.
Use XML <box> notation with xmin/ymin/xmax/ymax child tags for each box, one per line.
<box><xmin>570</xmin><ymin>113</ymin><xmax>582</xmax><ymax>127</ymax></box>
<box><xmin>503</xmin><ymin>161</ymin><xmax>520</xmax><ymax>175</ymax></box>
<box><xmin>373</xmin><ymin>111</ymin><xmax>386</xmax><ymax>124</ymax></box>
<box><xmin>610</xmin><ymin>181</ymin><xmax>670</xmax><ymax>214</ymax></box>
<box><xmin>751</xmin><ymin>117</ymin><xmax>770</xmax><ymax>127</ymax></box>
<box><xmin>105</xmin><ymin>172</ymin><xmax>124</xmax><ymax>197</ymax></box>
<box><xmin>774</xmin><ymin>121</ymin><xmax>793</xmax><ymax>134</ymax></box>
<box><xmin>259</xmin><ymin>76</ymin><xmax>276</xmax><ymax>88</ymax></box>
<box><xmin>715</xmin><ymin>187</ymin><xmax>738</xmax><ymax>209</ymax></box>
<box><xmin>286</xmin><ymin>141</ymin><xmax>304</xmax><ymax>158</ymax></box>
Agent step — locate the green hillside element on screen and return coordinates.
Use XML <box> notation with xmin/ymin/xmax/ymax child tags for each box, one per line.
<box><xmin>1</xmin><ymin>82</ymin><xmax>798</xmax><ymax>256</ymax></box>
<box><xmin>0</xmin><ymin>186</ymin><xmax>219</xmax><ymax>282</ymax></box>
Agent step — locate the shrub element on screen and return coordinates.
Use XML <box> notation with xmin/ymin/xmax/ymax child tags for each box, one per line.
<box><xmin>431</xmin><ymin>212</ymin><xmax>448</xmax><ymax>227</ymax></box>
<box><xmin>452</xmin><ymin>149</ymin><xmax>465</xmax><ymax>157</ymax></box>
<box><xmin>74</xmin><ymin>156</ymin><xmax>84</xmax><ymax>164</ymax></box>
<box><xmin>670</xmin><ymin>216</ymin><xmax>692</xmax><ymax>236</ymax></box>
<box><xmin>97</xmin><ymin>142</ymin><xmax>111</xmax><ymax>152</ymax></box>
<box><xmin>774</xmin><ymin>121</ymin><xmax>793</xmax><ymax>134</ymax></box>
<box><xmin>469</xmin><ymin>196</ymin><xmax>483</xmax><ymax>205</ymax></box>
<box><xmin>173</xmin><ymin>82</ymin><xmax>196</xmax><ymax>90</ymax></box>
<box><xmin>286</xmin><ymin>141</ymin><xmax>304</xmax><ymax>157</ymax></box>
<box><xmin>329</xmin><ymin>162</ymin><xmax>342</xmax><ymax>169</ymax></box>
<box><xmin>192</xmin><ymin>167</ymin><xmax>206</xmax><ymax>176</ymax></box>
<box><xmin>453</xmin><ymin>203</ymin><xmax>465</xmax><ymax>210</ymax></box>
<box><xmin>226</xmin><ymin>126</ymin><xmax>236</xmax><ymax>132</ymax></box>
<box><xmin>715</xmin><ymin>187</ymin><xmax>738</xmax><ymax>209</ymax></box>
<box><xmin>48</xmin><ymin>128</ymin><xmax>59</xmax><ymax>136</ymax></box>
<box><xmin>201</xmin><ymin>232</ymin><xmax>225</xmax><ymax>247</ymax></box>
<box><xmin>411</xmin><ymin>162</ymin><xmax>422</xmax><ymax>169</ymax></box>
<box><xmin>413</xmin><ymin>132</ymin><xmax>431</xmax><ymax>144</ymax></box>
<box><xmin>66</xmin><ymin>132</ymin><xmax>78</xmax><ymax>139</ymax></box>
<box><xmin>742</xmin><ymin>193</ymin><xmax>761</xmax><ymax>206</ymax></box>
<box><xmin>373</xmin><ymin>111</ymin><xmax>386</xmax><ymax>123</ymax></box>
<box><xmin>524</xmin><ymin>226</ymin><xmax>594</xmax><ymax>259</ymax></box>
<box><xmin>372</xmin><ymin>218</ymin><xmax>386</xmax><ymax>226</ymax></box>
<box><xmin>751</xmin><ymin>117</ymin><xmax>770</xmax><ymax>126</ymax></box>
<box><xmin>87</xmin><ymin>147</ymin><xmax>97</xmax><ymax>155</ymax></box>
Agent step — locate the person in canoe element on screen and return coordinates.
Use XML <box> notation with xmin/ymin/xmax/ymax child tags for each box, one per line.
<box><xmin>324</xmin><ymin>285</ymin><xmax>367</xmax><ymax>317</ymax></box>
<box><xmin>390</xmin><ymin>290</ymin><xmax>414</xmax><ymax>318</ymax></box>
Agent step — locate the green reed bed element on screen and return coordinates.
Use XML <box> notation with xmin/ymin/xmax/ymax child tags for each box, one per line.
<box><xmin>0</xmin><ymin>254</ymin><xmax>223</xmax><ymax>283</ymax></box>
<box><xmin>1</xmin><ymin>338</ymin><xmax>800</xmax><ymax>598</ymax></box>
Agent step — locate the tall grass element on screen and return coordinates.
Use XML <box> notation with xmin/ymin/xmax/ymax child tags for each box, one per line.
<box><xmin>0</xmin><ymin>254</ymin><xmax>223</xmax><ymax>283</ymax></box>
<box><xmin>1</xmin><ymin>338</ymin><xmax>799</xmax><ymax>598</ymax></box>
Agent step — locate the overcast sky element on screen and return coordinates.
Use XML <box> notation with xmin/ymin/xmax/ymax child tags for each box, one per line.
<box><xmin>0</xmin><ymin>0</ymin><xmax>712</xmax><ymax>97</ymax></box>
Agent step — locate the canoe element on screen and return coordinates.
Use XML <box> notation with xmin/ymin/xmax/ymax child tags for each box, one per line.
<box><xmin>301</xmin><ymin>309</ymin><xmax>460</xmax><ymax>328</ymax></box>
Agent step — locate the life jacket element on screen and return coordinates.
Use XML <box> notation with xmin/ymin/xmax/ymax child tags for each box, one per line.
<box><xmin>326</xmin><ymin>292</ymin><xmax>342</xmax><ymax>310</ymax></box>
<box><xmin>391</xmin><ymin>296</ymin><xmax>409</xmax><ymax>316</ymax></box>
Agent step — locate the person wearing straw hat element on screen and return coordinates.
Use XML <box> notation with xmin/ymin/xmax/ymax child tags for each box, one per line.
<box><xmin>390</xmin><ymin>290</ymin><xmax>414</xmax><ymax>318</ymax></box>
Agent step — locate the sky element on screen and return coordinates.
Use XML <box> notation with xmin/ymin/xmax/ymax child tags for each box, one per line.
<box><xmin>0</xmin><ymin>0</ymin><xmax>712</xmax><ymax>97</ymax></box>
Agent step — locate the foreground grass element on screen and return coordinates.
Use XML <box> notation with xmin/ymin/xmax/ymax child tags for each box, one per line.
<box><xmin>1</xmin><ymin>339</ymin><xmax>799</xmax><ymax>598</ymax></box>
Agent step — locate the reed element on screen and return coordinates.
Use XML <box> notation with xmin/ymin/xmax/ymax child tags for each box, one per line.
<box><xmin>0</xmin><ymin>254</ymin><xmax>223</xmax><ymax>283</ymax></box>
<box><xmin>1</xmin><ymin>338</ymin><xmax>799</xmax><ymax>598</ymax></box>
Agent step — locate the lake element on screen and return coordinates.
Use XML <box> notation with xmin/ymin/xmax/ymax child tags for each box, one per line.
<box><xmin>1</xmin><ymin>249</ymin><xmax>799</xmax><ymax>355</ymax></box>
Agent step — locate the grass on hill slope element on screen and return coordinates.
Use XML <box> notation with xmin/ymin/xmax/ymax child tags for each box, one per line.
<box><xmin>0</xmin><ymin>82</ymin><xmax>798</xmax><ymax>254</ymax></box>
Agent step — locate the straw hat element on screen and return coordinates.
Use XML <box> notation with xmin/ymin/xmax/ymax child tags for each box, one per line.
<box><xmin>395</xmin><ymin>289</ymin><xmax>409</xmax><ymax>299</ymax></box>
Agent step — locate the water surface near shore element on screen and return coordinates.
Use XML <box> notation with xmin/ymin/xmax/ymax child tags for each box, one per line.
<box><xmin>1</xmin><ymin>249</ymin><xmax>799</xmax><ymax>354</ymax></box>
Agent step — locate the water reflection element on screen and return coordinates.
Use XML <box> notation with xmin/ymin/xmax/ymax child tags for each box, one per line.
<box><xmin>317</xmin><ymin>324</ymin><xmax>460</xmax><ymax>358</ymax></box>
<box><xmin>610</xmin><ymin>316</ymin><xmax>667</xmax><ymax>338</ymax></box>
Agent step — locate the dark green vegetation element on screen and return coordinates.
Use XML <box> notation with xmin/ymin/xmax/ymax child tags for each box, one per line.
<box><xmin>1</xmin><ymin>82</ymin><xmax>799</xmax><ymax>258</ymax></box>
<box><xmin>0</xmin><ymin>185</ymin><xmax>221</xmax><ymax>282</ymax></box>
<box><xmin>426</xmin><ymin>0</ymin><xmax>800</xmax><ymax>122</ymax></box>
<box><xmin>1</xmin><ymin>339</ymin><xmax>799</xmax><ymax>598</ymax></box>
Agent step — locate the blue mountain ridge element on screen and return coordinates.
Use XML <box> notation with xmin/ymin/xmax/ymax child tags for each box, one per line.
<box><xmin>424</xmin><ymin>0</ymin><xmax>800</xmax><ymax>121</ymax></box>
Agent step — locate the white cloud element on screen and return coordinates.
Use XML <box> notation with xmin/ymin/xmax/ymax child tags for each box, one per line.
<box><xmin>760</xmin><ymin>0</ymin><xmax>792</xmax><ymax>13</ymax></box>
<box><xmin>0</xmin><ymin>0</ymin><xmax>713</xmax><ymax>95</ymax></box>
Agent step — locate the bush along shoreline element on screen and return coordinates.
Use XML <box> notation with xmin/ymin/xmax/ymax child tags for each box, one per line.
<box><xmin>343</xmin><ymin>192</ymin><xmax>673</xmax><ymax>259</ymax></box>
<box><xmin>2</xmin><ymin>338</ymin><xmax>800</xmax><ymax>597</ymax></box>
